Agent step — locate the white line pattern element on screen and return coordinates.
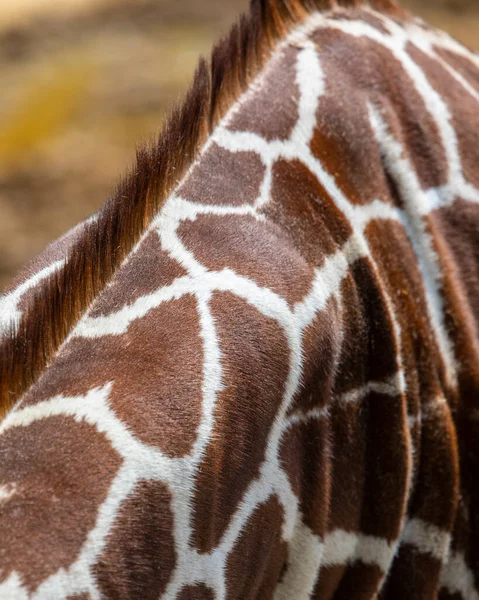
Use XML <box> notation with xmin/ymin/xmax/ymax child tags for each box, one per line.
<box><xmin>1</xmin><ymin>7</ymin><xmax>478</xmax><ymax>600</ymax></box>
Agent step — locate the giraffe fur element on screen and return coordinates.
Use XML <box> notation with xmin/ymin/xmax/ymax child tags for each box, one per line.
<box><xmin>0</xmin><ymin>1</ymin><xmax>479</xmax><ymax>599</ymax></box>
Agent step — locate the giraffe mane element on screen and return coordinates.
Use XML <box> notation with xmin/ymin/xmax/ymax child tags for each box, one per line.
<box><xmin>0</xmin><ymin>0</ymin><xmax>402</xmax><ymax>418</ymax></box>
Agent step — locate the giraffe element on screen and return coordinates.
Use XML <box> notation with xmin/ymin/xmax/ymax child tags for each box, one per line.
<box><xmin>0</xmin><ymin>0</ymin><xmax>479</xmax><ymax>597</ymax></box>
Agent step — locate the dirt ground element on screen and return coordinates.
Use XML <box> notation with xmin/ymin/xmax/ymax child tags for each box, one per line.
<box><xmin>0</xmin><ymin>0</ymin><xmax>477</xmax><ymax>288</ymax></box>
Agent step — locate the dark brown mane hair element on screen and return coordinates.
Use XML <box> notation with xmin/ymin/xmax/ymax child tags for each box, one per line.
<box><xmin>0</xmin><ymin>0</ymin><xmax>401</xmax><ymax>418</ymax></box>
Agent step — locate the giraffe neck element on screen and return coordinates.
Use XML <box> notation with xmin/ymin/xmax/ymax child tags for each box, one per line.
<box><xmin>1</xmin><ymin>2</ymin><xmax>479</xmax><ymax>599</ymax></box>
<box><xmin>0</xmin><ymin>0</ymin><xmax>368</xmax><ymax>416</ymax></box>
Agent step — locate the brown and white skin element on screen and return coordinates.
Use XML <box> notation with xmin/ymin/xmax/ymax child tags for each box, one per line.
<box><xmin>0</xmin><ymin>0</ymin><xmax>478</xmax><ymax>598</ymax></box>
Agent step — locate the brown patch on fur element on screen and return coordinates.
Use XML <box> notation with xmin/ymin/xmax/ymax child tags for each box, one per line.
<box><xmin>438</xmin><ymin>592</ymin><xmax>464</xmax><ymax>600</ymax></box>
<box><xmin>325</xmin><ymin>388</ymin><xmax>409</xmax><ymax>543</ymax></box>
<box><xmin>279</xmin><ymin>417</ymin><xmax>332</xmax><ymax>537</ymax></box>
<box><xmin>20</xmin><ymin>295</ymin><xmax>204</xmax><ymax>457</ymax></box>
<box><xmin>347</xmin><ymin>256</ymin><xmax>400</xmax><ymax>383</ymax></box>
<box><xmin>89</xmin><ymin>230</ymin><xmax>187</xmax><ymax>318</ymax></box>
<box><xmin>406</xmin><ymin>364</ymin><xmax>460</xmax><ymax>529</ymax></box>
<box><xmin>0</xmin><ymin>416</ymin><xmax>122</xmax><ymax>592</ymax></box>
<box><xmin>287</xmin><ymin>297</ymin><xmax>341</xmax><ymax>415</ymax></box>
<box><xmin>177</xmin><ymin>584</ymin><xmax>215</xmax><ymax>600</ymax></box>
<box><xmin>228</xmin><ymin>45</ymin><xmax>301</xmax><ymax>141</ymax></box>
<box><xmin>326</xmin><ymin>399</ymin><xmax>367</xmax><ymax>533</ymax></box>
<box><xmin>312</xmin><ymin>564</ymin><xmax>346</xmax><ymax>599</ymax></box>
<box><xmin>93</xmin><ymin>480</ymin><xmax>176</xmax><ymax>600</ymax></box>
<box><xmin>191</xmin><ymin>292</ymin><xmax>290</xmax><ymax>553</ymax></box>
<box><xmin>178</xmin><ymin>143</ymin><xmax>266</xmax><ymax>206</ymax></box>
<box><xmin>380</xmin><ymin>544</ymin><xmax>444</xmax><ymax>599</ymax></box>
<box><xmin>309</xmin><ymin>53</ymin><xmax>394</xmax><ymax>208</ymax></box>
<box><xmin>358</xmin><ymin>390</ymin><xmax>411</xmax><ymax>540</ymax></box>
<box><xmin>266</xmin><ymin>158</ymin><xmax>353</xmax><ymax>262</ymax></box>
<box><xmin>331</xmin><ymin>273</ymin><xmax>369</xmax><ymax>396</ymax></box>
<box><xmin>225</xmin><ymin>495</ymin><xmax>288</xmax><ymax>599</ymax></box>
<box><xmin>332</xmin><ymin>563</ymin><xmax>385</xmax><ymax>598</ymax></box>
<box><xmin>0</xmin><ymin>0</ymin><xmax>402</xmax><ymax>418</ymax></box>
<box><xmin>178</xmin><ymin>213</ymin><xmax>314</xmax><ymax>306</ymax></box>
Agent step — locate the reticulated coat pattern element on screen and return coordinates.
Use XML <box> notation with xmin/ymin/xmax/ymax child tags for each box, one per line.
<box><xmin>0</xmin><ymin>2</ymin><xmax>478</xmax><ymax>599</ymax></box>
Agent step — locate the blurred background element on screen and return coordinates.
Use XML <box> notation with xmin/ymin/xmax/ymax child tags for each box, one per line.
<box><xmin>0</xmin><ymin>0</ymin><xmax>477</xmax><ymax>288</ymax></box>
